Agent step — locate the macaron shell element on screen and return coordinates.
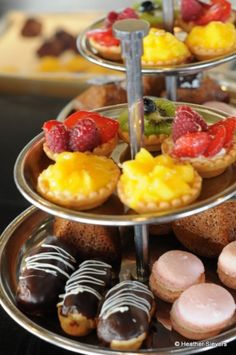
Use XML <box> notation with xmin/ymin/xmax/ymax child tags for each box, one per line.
<box><xmin>152</xmin><ymin>250</ymin><xmax>205</xmax><ymax>291</ymax></box>
<box><xmin>218</xmin><ymin>241</ymin><xmax>236</xmax><ymax>289</ymax></box>
<box><xmin>171</xmin><ymin>284</ymin><xmax>235</xmax><ymax>333</ymax></box>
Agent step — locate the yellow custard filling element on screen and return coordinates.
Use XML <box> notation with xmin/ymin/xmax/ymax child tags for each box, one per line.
<box><xmin>186</xmin><ymin>22</ymin><xmax>236</xmax><ymax>50</ymax></box>
<box><xmin>119</xmin><ymin>149</ymin><xmax>196</xmax><ymax>209</ymax></box>
<box><xmin>142</xmin><ymin>28</ymin><xmax>191</xmax><ymax>62</ymax></box>
<box><xmin>38</xmin><ymin>152</ymin><xmax>118</xmax><ymax>195</ymax></box>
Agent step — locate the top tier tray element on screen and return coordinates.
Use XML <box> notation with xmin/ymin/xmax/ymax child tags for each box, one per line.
<box><xmin>14</xmin><ymin>102</ymin><xmax>236</xmax><ymax>226</ymax></box>
<box><xmin>77</xmin><ymin>18</ymin><xmax>236</xmax><ymax>75</ymax></box>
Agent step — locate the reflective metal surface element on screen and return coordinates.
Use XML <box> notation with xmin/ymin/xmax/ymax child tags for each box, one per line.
<box><xmin>77</xmin><ymin>19</ymin><xmax>236</xmax><ymax>75</ymax></box>
<box><xmin>0</xmin><ymin>206</ymin><xmax>235</xmax><ymax>354</ymax></box>
<box><xmin>14</xmin><ymin>103</ymin><xmax>236</xmax><ymax>226</ymax></box>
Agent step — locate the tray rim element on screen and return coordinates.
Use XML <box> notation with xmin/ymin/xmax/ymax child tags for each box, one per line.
<box><xmin>14</xmin><ymin>102</ymin><xmax>236</xmax><ymax>226</ymax></box>
<box><xmin>77</xmin><ymin>18</ymin><xmax>236</xmax><ymax>75</ymax></box>
<box><xmin>0</xmin><ymin>205</ymin><xmax>235</xmax><ymax>355</ymax></box>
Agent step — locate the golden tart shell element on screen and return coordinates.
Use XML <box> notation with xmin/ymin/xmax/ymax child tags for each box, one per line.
<box><xmin>37</xmin><ymin>158</ymin><xmax>120</xmax><ymax>211</ymax></box>
<box><xmin>117</xmin><ymin>170</ymin><xmax>202</xmax><ymax>214</ymax></box>
<box><xmin>88</xmin><ymin>38</ymin><xmax>122</xmax><ymax>61</ymax></box>
<box><xmin>186</xmin><ymin>43</ymin><xmax>236</xmax><ymax>61</ymax></box>
<box><xmin>43</xmin><ymin>135</ymin><xmax>118</xmax><ymax>161</ymax></box>
<box><xmin>141</xmin><ymin>54</ymin><xmax>192</xmax><ymax>66</ymax></box>
<box><xmin>118</xmin><ymin>130</ymin><xmax>168</xmax><ymax>152</ymax></box>
<box><xmin>162</xmin><ymin>137</ymin><xmax>236</xmax><ymax>178</ymax></box>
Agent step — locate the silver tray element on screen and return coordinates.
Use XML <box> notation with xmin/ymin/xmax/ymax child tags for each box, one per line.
<box><xmin>77</xmin><ymin>18</ymin><xmax>236</xmax><ymax>75</ymax></box>
<box><xmin>14</xmin><ymin>103</ymin><xmax>236</xmax><ymax>226</ymax></box>
<box><xmin>0</xmin><ymin>206</ymin><xmax>235</xmax><ymax>354</ymax></box>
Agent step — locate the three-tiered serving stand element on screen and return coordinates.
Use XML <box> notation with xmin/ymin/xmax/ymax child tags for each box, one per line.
<box><xmin>1</xmin><ymin>1</ymin><xmax>236</xmax><ymax>354</ymax></box>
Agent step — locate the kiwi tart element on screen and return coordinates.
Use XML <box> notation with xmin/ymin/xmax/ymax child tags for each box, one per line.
<box><xmin>118</xmin><ymin>97</ymin><xmax>176</xmax><ymax>151</ymax></box>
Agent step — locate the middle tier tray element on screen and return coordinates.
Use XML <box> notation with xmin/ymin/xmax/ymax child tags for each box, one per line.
<box><xmin>14</xmin><ymin>103</ymin><xmax>236</xmax><ymax>226</ymax></box>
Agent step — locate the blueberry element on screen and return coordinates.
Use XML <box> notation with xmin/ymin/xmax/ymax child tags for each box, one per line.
<box><xmin>143</xmin><ymin>97</ymin><xmax>156</xmax><ymax>114</ymax></box>
<box><xmin>139</xmin><ymin>1</ymin><xmax>155</xmax><ymax>12</ymax></box>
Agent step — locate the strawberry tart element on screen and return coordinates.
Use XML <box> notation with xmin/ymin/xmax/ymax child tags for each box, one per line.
<box><xmin>177</xmin><ymin>0</ymin><xmax>235</xmax><ymax>33</ymax></box>
<box><xmin>42</xmin><ymin>111</ymin><xmax>119</xmax><ymax>160</ymax></box>
<box><xmin>161</xmin><ymin>105</ymin><xmax>236</xmax><ymax>178</ymax></box>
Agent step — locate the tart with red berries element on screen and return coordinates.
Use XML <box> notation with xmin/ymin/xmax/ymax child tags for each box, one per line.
<box><xmin>86</xmin><ymin>8</ymin><xmax>138</xmax><ymax>61</ymax></box>
<box><xmin>177</xmin><ymin>0</ymin><xmax>235</xmax><ymax>33</ymax></box>
<box><xmin>162</xmin><ymin>105</ymin><xmax>236</xmax><ymax>178</ymax></box>
<box><xmin>42</xmin><ymin>111</ymin><xmax>119</xmax><ymax>160</ymax></box>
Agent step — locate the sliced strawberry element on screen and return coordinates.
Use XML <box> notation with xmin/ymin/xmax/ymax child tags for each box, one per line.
<box><xmin>172</xmin><ymin>131</ymin><xmax>210</xmax><ymax>158</ymax></box>
<box><xmin>196</xmin><ymin>0</ymin><xmax>231</xmax><ymax>25</ymax></box>
<box><xmin>64</xmin><ymin>111</ymin><xmax>119</xmax><ymax>144</ymax></box>
<box><xmin>86</xmin><ymin>28</ymin><xmax>120</xmax><ymax>47</ymax></box>
<box><xmin>43</xmin><ymin>119</ymin><xmax>61</xmax><ymax>132</ymax></box>
<box><xmin>208</xmin><ymin>117</ymin><xmax>236</xmax><ymax>149</ymax></box>
<box><xmin>204</xmin><ymin>124</ymin><xmax>226</xmax><ymax>157</ymax></box>
<box><xmin>172</xmin><ymin>105</ymin><xmax>208</xmax><ymax>142</ymax></box>
<box><xmin>181</xmin><ymin>0</ymin><xmax>203</xmax><ymax>22</ymax></box>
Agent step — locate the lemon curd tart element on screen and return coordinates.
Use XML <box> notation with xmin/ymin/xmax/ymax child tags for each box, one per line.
<box><xmin>186</xmin><ymin>21</ymin><xmax>236</xmax><ymax>60</ymax></box>
<box><xmin>142</xmin><ymin>28</ymin><xmax>192</xmax><ymax>66</ymax></box>
<box><xmin>117</xmin><ymin>148</ymin><xmax>202</xmax><ymax>214</ymax></box>
<box><xmin>37</xmin><ymin>151</ymin><xmax>120</xmax><ymax>210</ymax></box>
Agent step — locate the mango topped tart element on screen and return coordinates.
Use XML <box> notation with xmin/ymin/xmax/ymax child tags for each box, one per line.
<box><xmin>117</xmin><ymin>148</ymin><xmax>202</xmax><ymax>214</ymax></box>
<box><xmin>37</xmin><ymin>151</ymin><xmax>120</xmax><ymax>210</ymax></box>
<box><xmin>186</xmin><ymin>21</ymin><xmax>236</xmax><ymax>60</ymax></box>
<box><xmin>142</xmin><ymin>28</ymin><xmax>192</xmax><ymax>66</ymax></box>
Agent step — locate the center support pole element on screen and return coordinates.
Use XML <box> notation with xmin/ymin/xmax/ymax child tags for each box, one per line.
<box><xmin>113</xmin><ymin>19</ymin><xmax>150</xmax><ymax>281</ymax></box>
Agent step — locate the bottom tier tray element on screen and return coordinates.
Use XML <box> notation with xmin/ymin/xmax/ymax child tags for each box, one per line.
<box><xmin>0</xmin><ymin>206</ymin><xmax>235</xmax><ymax>354</ymax></box>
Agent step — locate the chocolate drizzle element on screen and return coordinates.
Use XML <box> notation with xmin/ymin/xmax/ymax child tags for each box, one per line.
<box><xmin>59</xmin><ymin>260</ymin><xmax>112</xmax><ymax>319</ymax></box>
<box><xmin>16</xmin><ymin>236</ymin><xmax>76</xmax><ymax>315</ymax></box>
<box><xmin>97</xmin><ymin>280</ymin><xmax>154</xmax><ymax>344</ymax></box>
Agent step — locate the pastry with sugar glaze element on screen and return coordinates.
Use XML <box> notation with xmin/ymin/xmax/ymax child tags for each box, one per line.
<box><xmin>16</xmin><ymin>236</ymin><xmax>76</xmax><ymax>315</ymax></box>
<box><xmin>97</xmin><ymin>280</ymin><xmax>155</xmax><ymax>350</ymax></box>
<box><xmin>58</xmin><ymin>260</ymin><xmax>112</xmax><ymax>336</ymax></box>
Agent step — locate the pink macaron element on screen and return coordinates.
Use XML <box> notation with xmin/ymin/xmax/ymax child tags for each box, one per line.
<box><xmin>149</xmin><ymin>250</ymin><xmax>205</xmax><ymax>303</ymax></box>
<box><xmin>217</xmin><ymin>241</ymin><xmax>236</xmax><ymax>290</ymax></box>
<box><xmin>171</xmin><ymin>283</ymin><xmax>235</xmax><ymax>340</ymax></box>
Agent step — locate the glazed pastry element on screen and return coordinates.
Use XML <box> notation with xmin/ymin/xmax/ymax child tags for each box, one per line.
<box><xmin>117</xmin><ymin>148</ymin><xmax>202</xmax><ymax>214</ymax></box>
<box><xmin>86</xmin><ymin>8</ymin><xmax>138</xmax><ymax>61</ymax></box>
<box><xmin>149</xmin><ymin>250</ymin><xmax>205</xmax><ymax>303</ymax></box>
<box><xmin>162</xmin><ymin>105</ymin><xmax>236</xmax><ymax>178</ymax></box>
<box><xmin>142</xmin><ymin>28</ymin><xmax>192</xmax><ymax>66</ymax></box>
<box><xmin>186</xmin><ymin>21</ymin><xmax>236</xmax><ymax>60</ymax></box>
<box><xmin>218</xmin><ymin>241</ymin><xmax>236</xmax><ymax>289</ymax></box>
<box><xmin>97</xmin><ymin>280</ymin><xmax>154</xmax><ymax>350</ymax></box>
<box><xmin>172</xmin><ymin>201</ymin><xmax>236</xmax><ymax>258</ymax></box>
<box><xmin>37</xmin><ymin>151</ymin><xmax>120</xmax><ymax>210</ymax></box>
<box><xmin>171</xmin><ymin>283</ymin><xmax>235</xmax><ymax>340</ymax></box>
<box><xmin>118</xmin><ymin>97</ymin><xmax>176</xmax><ymax>151</ymax></box>
<box><xmin>16</xmin><ymin>236</ymin><xmax>76</xmax><ymax>315</ymax></box>
<box><xmin>58</xmin><ymin>260</ymin><xmax>112</xmax><ymax>336</ymax></box>
<box><xmin>133</xmin><ymin>0</ymin><xmax>164</xmax><ymax>28</ymax></box>
<box><xmin>53</xmin><ymin>218</ymin><xmax>121</xmax><ymax>271</ymax></box>
<box><xmin>43</xmin><ymin>110</ymin><xmax>119</xmax><ymax>160</ymax></box>
<box><xmin>178</xmin><ymin>0</ymin><xmax>234</xmax><ymax>33</ymax></box>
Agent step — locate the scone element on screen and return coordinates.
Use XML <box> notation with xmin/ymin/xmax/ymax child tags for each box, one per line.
<box><xmin>37</xmin><ymin>151</ymin><xmax>120</xmax><ymax>210</ymax></box>
<box><xmin>162</xmin><ymin>105</ymin><xmax>236</xmax><ymax>178</ymax></box>
<box><xmin>186</xmin><ymin>21</ymin><xmax>236</xmax><ymax>60</ymax></box>
<box><xmin>117</xmin><ymin>148</ymin><xmax>202</xmax><ymax>214</ymax></box>
<box><xmin>142</xmin><ymin>28</ymin><xmax>192</xmax><ymax>66</ymax></box>
<box><xmin>172</xmin><ymin>201</ymin><xmax>236</xmax><ymax>257</ymax></box>
<box><xmin>43</xmin><ymin>111</ymin><xmax>119</xmax><ymax>160</ymax></box>
<box><xmin>118</xmin><ymin>97</ymin><xmax>176</xmax><ymax>151</ymax></box>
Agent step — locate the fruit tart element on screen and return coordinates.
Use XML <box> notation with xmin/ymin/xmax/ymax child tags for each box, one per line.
<box><xmin>86</xmin><ymin>8</ymin><xmax>138</xmax><ymax>61</ymax></box>
<box><xmin>43</xmin><ymin>111</ymin><xmax>119</xmax><ymax>160</ymax></box>
<box><xmin>118</xmin><ymin>97</ymin><xmax>176</xmax><ymax>151</ymax></box>
<box><xmin>117</xmin><ymin>148</ymin><xmax>202</xmax><ymax>214</ymax></box>
<box><xmin>186</xmin><ymin>21</ymin><xmax>236</xmax><ymax>60</ymax></box>
<box><xmin>37</xmin><ymin>151</ymin><xmax>120</xmax><ymax>210</ymax></box>
<box><xmin>177</xmin><ymin>0</ymin><xmax>235</xmax><ymax>33</ymax></box>
<box><xmin>133</xmin><ymin>0</ymin><xmax>164</xmax><ymax>28</ymax></box>
<box><xmin>142</xmin><ymin>28</ymin><xmax>192</xmax><ymax>66</ymax></box>
<box><xmin>162</xmin><ymin>105</ymin><xmax>236</xmax><ymax>178</ymax></box>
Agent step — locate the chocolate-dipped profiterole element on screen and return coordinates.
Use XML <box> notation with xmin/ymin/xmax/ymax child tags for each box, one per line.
<box><xmin>58</xmin><ymin>260</ymin><xmax>112</xmax><ymax>336</ymax></box>
<box><xmin>97</xmin><ymin>280</ymin><xmax>155</xmax><ymax>350</ymax></box>
<box><xmin>16</xmin><ymin>236</ymin><xmax>76</xmax><ymax>315</ymax></box>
